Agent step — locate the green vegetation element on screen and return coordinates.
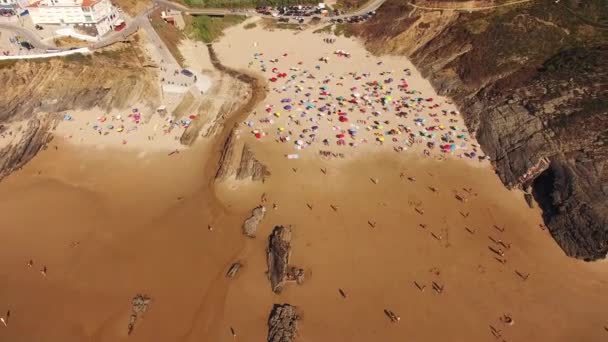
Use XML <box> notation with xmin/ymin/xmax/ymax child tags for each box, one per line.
<box><xmin>335</xmin><ymin>0</ymin><xmax>367</xmax><ymax>11</ymax></box>
<box><xmin>333</xmin><ymin>23</ymin><xmax>353</xmax><ymax>38</ymax></box>
<box><xmin>180</xmin><ymin>0</ymin><xmax>317</xmax><ymax>8</ymax></box>
<box><xmin>313</xmin><ymin>24</ymin><xmax>333</xmax><ymax>34</ymax></box>
<box><xmin>185</xmin><ymin>15</ymin><xmax>246</xmax><ymax>43</ymax></box>
<box><xmin>244</xmin><ymin>22</ymin><xmax>257</xmax><ymax>29</ymax></box>
<box><xmin>260</xmin><ymin>18</ymin><xmax>301</xmax><ymax>31</ymax></box>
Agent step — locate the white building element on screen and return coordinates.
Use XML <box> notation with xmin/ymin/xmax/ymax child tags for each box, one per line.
<box><xmin>27</xmin><ymin>0</ymin><xmax>118</xmax><ymax>36</ymax></box>
<box><xmin>0</xmin><ymin>0</ymin><xmax>18</xmax><ymax>10</ymax></box>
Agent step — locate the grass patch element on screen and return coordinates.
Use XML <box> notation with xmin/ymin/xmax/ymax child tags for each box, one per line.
<box><xmin>185</xmin><ymin>15</ymin><xmax>246</xmax><ymax>43</ymax></box>
<box><xmin>313</xmin><ymin>24</ymin><xmax>333</xmax><ymax>34</ymax></box>
<box><xmin>52</xmin><ymin>36</ymin><xmax>90</xmax><ymax>48</ymax></box>
<box><xmin>333</xmin><ymin>23</ymin><xmax>353</xmax><ymax>38</ymax></box>
<box><xmin>336</xmin><ymin>0</ymin><xmax>367</xmax><ymax>11</ymax></box>
<box><xmin>261</xmin><ymin>18</ymin><xmax>301</xmax><ymax>31</ymax></box>
<box><xmin>244</xmin><ymin>22</ymin><xmax>257</xmax><ymax>29</ymax></box>
<box><xmin>178</xmin><ymin>0</ymin><xmax>317</xmax><ymax>8</ymax></box>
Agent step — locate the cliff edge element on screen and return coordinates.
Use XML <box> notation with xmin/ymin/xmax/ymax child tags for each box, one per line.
<box><xmin>354</xmin><ymin>0</ymin><xmax>608</xmax><ymax>259</ymax></box>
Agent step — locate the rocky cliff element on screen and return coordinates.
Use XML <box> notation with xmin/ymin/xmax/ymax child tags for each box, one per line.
<box><xmin>353</xmin><ymin>0</ymin><xmax>608</xmax><ymax>260</ymax></box>
<box><xmin>0</xmin><ymin>43</ymin><xmax>158</xmax><ymax>122</ymax></box>
<box><xmin>0</xmin><ymin>42</ymin><xmax>158</xmax><ymax>181</ymax></box>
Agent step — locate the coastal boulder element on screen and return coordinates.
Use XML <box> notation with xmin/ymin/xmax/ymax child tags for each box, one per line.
<box><xmin>267</xmin><ymin>304</ymin><xmax>299</xmax><ymax>342</ymax></box>
<box><xmin>267</xmin><ymin>226</ymin><xmax>305</xmax><ymax>293</ymax></box>
<box><xmin>0</xmin><ymin>115</ymin><xmax>58</xmax><ymax>181</ymax></box>
<box><xmin>267</xmin><ymin>226</ymin><xmax>292</xmax><ymax>293</ymax></box>
<box><xmin>242</xmin><ymin>206</ymin><xmax>266</xmax><ymax>237</ymax></box>
<box><xmin>236</xmin><ymin>143</ymin><xmax>271</xmax><ymax>181</ymax></box>
<box><xmin>128</xmin><ymin>294</ymin><xmax>151</xmax><ymax>335</ymax></box>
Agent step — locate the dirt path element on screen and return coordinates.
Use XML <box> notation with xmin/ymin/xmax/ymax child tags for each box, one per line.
<box><xmin>407</xmin><ymin>0</ymin><xmax>536</xmax><ymax>11</ymax></box>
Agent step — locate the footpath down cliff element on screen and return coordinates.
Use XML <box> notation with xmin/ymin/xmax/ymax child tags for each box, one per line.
<box><xmin>353</xmin><ymin>0</ymin><xmax>608</xmax><ymax>260</ymax></box>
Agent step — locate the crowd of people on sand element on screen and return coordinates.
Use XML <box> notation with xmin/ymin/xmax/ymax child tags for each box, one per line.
<box><xmin>241</xmin><ymin>47</ymin><xmax>488</xmax><ymax>161</ymax></box>
<box><xmin>60</xmin><ymin>107</ymin><xmax>198</xmax><ymax>145</ymax></box>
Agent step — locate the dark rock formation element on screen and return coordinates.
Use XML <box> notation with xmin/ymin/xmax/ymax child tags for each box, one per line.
<box><xmin>268</xmin><ymin>226</ymin><xmax>292</xmax><ymax>293</ymax></box>
<box><xmin>237</xmin><ymin>143</ymin><xmax>271</xmax><ymax>181</ymax></box>
<box><xmin>215</xmin><ymin>127</ymin><xmax>238</xmax><ymax>181</ymax></box>
<box><xmin>242</xmin><ymin>205</ymin><xmax>267</xmax><ymax>237</ymax></box>
<box><xmin>267</xmin><ymin>226</ymin><xmax>304</xmax><ymax>293</ymax></box>
<box><xmin>0</xmin><ymin>115</ymin><xmax>58</xmax><ymax>181</ymax></box>
<box><xmin>128</xmin><ymin>294</ymin><xmax>151</xmax><ymax>335</ymax></box>
<box><xmin>215</xmin><ymin>131</ymin><xmax>271</xmax><ymax>182</ymax></box>
<box><xmin>524</xmin><ymin>193</ymin><xmax>534</xmax><ymax>209</ymax></box>
<box><xmin>226</xmin><ymin>262</ymin><xmax>242</xmax><ymax>278</ymax></box>
<box><xmin>355</xmin><ymin>0</ymin><xmax>608</xmax><ymax>260</ymax></box>
<box><xmin>267</xmin><ymin>304</ymin><xmax>299</xmax><ymax>342</ymax></box>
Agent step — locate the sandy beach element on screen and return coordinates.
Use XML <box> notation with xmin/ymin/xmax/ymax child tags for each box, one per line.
<box><xmin>0</xmin><ymin>18</ymin><xmax>607</xmax><ymax>342</ymax></box>
<box><xmin>215</xmin><ymin>19</ymin><xmax>487</xmax><ymax>165</ymax></box>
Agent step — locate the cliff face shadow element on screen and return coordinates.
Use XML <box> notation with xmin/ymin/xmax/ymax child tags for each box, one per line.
<box><xmin>532</xmin><ymin>165</ymin><xmax>557</xmax><ymax>223</ymax></box>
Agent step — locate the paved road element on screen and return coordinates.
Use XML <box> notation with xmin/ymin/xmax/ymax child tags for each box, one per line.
<box><xmin>407</xmin><ymin>0</ymin><xmax>535</xmax><ymax>11</ymax></box>
<box><xmin>1</xmin><ymin>0</ymin><xmax>387</xmax><ymax>53</ymax></box>
<box><xmin>154</xmin><ymin>0</ymin><xmax>385</xmax><ymax>21</ymax></box>
<box><xmin>0</xmin><ymin>22</ymin><xmax>58</xmax><ymax>50</ymax></box>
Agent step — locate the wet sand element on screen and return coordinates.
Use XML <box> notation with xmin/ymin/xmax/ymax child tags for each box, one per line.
<box><xmin>0</xmin><ymin>21</ymin><xmax>607</xmax><ymax>342</ymax></box>
<box><xmin>0</xmin><ymin>138</ymin><xmax>607</xmax><ymax>341</ymax></box>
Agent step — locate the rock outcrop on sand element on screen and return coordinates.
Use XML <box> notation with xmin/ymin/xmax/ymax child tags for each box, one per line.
<box><xmin>354</xmin><ymin>0</ymin><xmax>608</xmax><ymax>260</ymax></box>
<box><xmin>215</xmin><ymin>127</ymin><xmax>238</xmax><ymax>181</ymax></box>
<box><xmin>0</xmin><ymin>115</ymin><xmax>58</xmax><ymax>181</ymax></box>
<box><xmin>267</xmin><ymin>226</ymin><xmax>305</xmax><ymax>293</ymax></box>
<box><xmin>128</xmin><ymin>294</ymin><xmax>151</xmax><ymax>335</ymax></box>
<box><xmin>237</xmin><ymin>143</ymin><xmax>271</xmax><ymax>181</ymax></box>
<box><xmin>216</xmin><ymin>129</ymin><xmax>271</xmax><ymax>182</ymax></box>
<box><xmin>242</xmin><ymin>205</ymin><xmax>267</xmax><ymax>237</ymax></box>
<box><xmin>267</xmin><ymin>304</ymin><xmax>299</xmax><ymax>342</ymax></box>
<box><xmin>226</xmin><ymin>262</ymin><xmax>242</xmax><ymax>278</ymax></box>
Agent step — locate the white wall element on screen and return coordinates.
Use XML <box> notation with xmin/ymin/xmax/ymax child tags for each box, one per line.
<box><xmin>28</xmin><ymin>0</ymin><xmax>116</xmax><ymax>36</ymax></box>
<box><xmin>0</xmin><ymin>47</ymin><xmax>91</xmax><ymax>60</ymax></box>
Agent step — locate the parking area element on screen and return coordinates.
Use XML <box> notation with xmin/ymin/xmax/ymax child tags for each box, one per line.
<box><xmin>0</xmin><ymin>28</ymin><xmax>45</xmax><ymax>56</ymax></box>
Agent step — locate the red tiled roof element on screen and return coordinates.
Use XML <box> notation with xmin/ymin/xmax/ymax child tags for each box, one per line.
<box><xmin>82</xmin><ymin>0</ymin><xmax>100</xmax><ymax>7</ymax></box>
<box><xmin>27</xmin><ymin>0</ymin><xmax>101</xmax><ymax>8</ymax></box>
<box><xmin>27</xmin><ymin>0</ymin><xmax>41</xmax><ymax>8</ymax></box>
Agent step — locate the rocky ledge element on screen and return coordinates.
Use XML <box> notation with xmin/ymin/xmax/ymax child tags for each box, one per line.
<box><xmin>355</xmin><ymin>0</ymin><xmax>608</xmax><ymax>260</ymax></box>
<box><xmin>216</xmin><ymin>129</ymin><xmax>271</xmax><ymax>182</ymax></box>
<box><xmin>267</xmin><ymin>304</ymin><xmax>299</xmax><ymax>342</ymax></box>
<box><xmin>242</xmin><ymin>205</ymin><xmax>267</xmax><ymax>237</ymax></box>
<box><xmin>0</xmin><ymin>115</ymin><xmax>58</xmax><ymax>181</ymax></box>
<box><xmin>267</xmin><ymin>226</ymin><xmax>305</xmax><ymax>293</ymax></box>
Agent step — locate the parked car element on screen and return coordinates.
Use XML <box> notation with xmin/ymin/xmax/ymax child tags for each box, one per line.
<box><xmin>181</xmin><ymin>69</ymin><xmax>194</xmax><ymax>77</ymax></box>
<box><xmin>20</xmin><ymin>41</ymin><xmax>34</xmax><ymax>50</ymax></box>
<box><xmin>114</xmin><ymin>22</ymin><xmax>126</xmax><ymax>31</ymax></box>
